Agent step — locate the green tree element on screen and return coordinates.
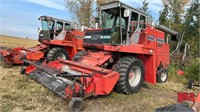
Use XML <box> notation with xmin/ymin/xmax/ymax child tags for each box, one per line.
<box><xmin>139</xmin><ymin>0</ymin><xmax>148</xmax><ymax>13</ymax></box>
<box><xmin>159</xmin><ymin>0</ymin><xmax>189</xmax><ymax>52</ymax></box>
<box><xmin>96</xmin><ymin>0</ymin><xmax>117</xmax><ymax>7</ymax></box>
<box><xmin>65</xmin><ymin>0</ymin><xmax>94</xmax><ymax>27</ymax></box>
<box><xmin>139</xmin><ymin>0</ymin><xmax>151</xmax><ymax>16</ymax></box>
<box><xmin>183</xmin><ymin>0</ymin><xmax>199</xmax><ymax>57</ymax></box>
<box><xmin>158</xmin><ymin>1</ymin><xmax>169</xmax><ymax>26</ymax></box>
<box><xmin>159</xmin><ymin>0</ymin><xmax>170</xmax><ymax>40</ymax></box>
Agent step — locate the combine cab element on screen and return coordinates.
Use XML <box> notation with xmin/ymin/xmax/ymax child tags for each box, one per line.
<box><xmin>23</xmin><ymin>1</ymin><xmax>178</xmax><ymax>111</ymax></box>
<box><xmin>0</xmin><ymin>16</ymin><xmax>84</xmax><ymax>68</ymax></box>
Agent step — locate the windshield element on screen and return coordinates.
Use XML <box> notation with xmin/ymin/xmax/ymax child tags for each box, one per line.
<box><xmin>40</xmin><ymin>19</ymin><xmax>55</xmax><ymax>40</ymax></box>
<box><xmin>41</xmin><ymin>19</ymin><xmax>54</xmax><ymax>30</ymax></box>
<box><xmin>102</xmin><ymin>11</ymin><xmax>115</xmax><ymax>29</ymax></box>
<box><xmin>101</xmin><ymin>8</ymin><xmax>127</xmax><ymax>44</ymax></box>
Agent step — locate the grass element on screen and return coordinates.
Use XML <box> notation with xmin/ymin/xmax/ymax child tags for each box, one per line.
<box><xmin>0</xmin><ymin>35</ymin><xmax>198</xmax><ymax>112</ymax></box>
<box><xmin>0</xmin><ymin>35</ymin><xmax>39</xmax><ymax>48</ymax></box>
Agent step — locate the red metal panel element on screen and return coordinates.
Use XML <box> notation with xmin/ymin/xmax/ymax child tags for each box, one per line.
<box><xmin>104</xmin><ymin>44</ymin><xmax>151</xmax><ymax>55</ymax></box>
<box><xmin>156</xmin><ymin>44</ymin><xmax>170</xmax><ymax>67</ymax></box>
<box><xmin>102</xmin><ymin>72</ymin><xmax>119</xmax><ymax>94</ymax></box>
<box><xmin>143</xmin><ymin>54</ymin><xmax>157</xmax><ymax>84</ymax></box>
<box><xmin>79</xmin><ymin>51</ymin><xmax>112</xmax><ymax>66</ymax></box>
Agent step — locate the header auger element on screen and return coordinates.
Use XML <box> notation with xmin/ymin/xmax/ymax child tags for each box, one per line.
<box><xmin>22</xmin><ymin>1</ymin><xmax>178</xmax><ymax>111</ymax></box>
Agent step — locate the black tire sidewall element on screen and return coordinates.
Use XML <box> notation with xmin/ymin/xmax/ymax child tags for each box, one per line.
<box><xmin>157</xmin><ymin>68</ymin><xmax>168</xmax><ymax>83</ymax></box>
<box><xmin>125</xmin><ymin>60</ymin><xmax>144</xmax><ymax>93</ymax></box>
<box><xmin>47</xmin><ymin>47</ymin><xmax>69</xmax><ymax>62</ymax></box>
<box><xmin>53</xmin><ymin>51</ymin><xmax>68</xmax><ymax>60</ymax></box>
<box><xmin>69</xmin><ymin>97</ymin><xmax>84</xmax><ymax>111</ymax></box>
<box><xmin>162</xmin><ymin>69</ymin><xmax>168</xmax><ymax>82</ymax></box>
<box><xmin>3</xmin><ymin>60</ymin><xmax>12</xmax><ymax>68</ymax></box>
<box><xmin>188</xmin><ymin>80</ymin><xmax>194</xmax><ymax>89</ymax></box>
<box><xmin>72</xmin><ymin>50</ymin><xmax>86</xmax><ymax>61</ymax></box>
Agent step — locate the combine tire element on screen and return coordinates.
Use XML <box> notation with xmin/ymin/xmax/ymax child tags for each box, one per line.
<box><xmin>69</xmin><ymin>97</ymin><xmax>84</xmax><ymax>111</ymax></box>
<box><xmin>2</xmin><ymin>58</ymin><xmax>12</xmax><ymax>68</ymax></box>
<box><xmin>46</xmin><ymin>47</ymin><xmax>69</xmax><ymax>63</ymax></box>
<box><xmin>72</xmin><ymin>50</ymin><xmax>87</xmax><ymax>61</ymax></box>
<box><xmin>188</xmin><ymin>80</ymin><xmax>194</xmax><ymax>89</ymax></box>
<box><xmin>157</xmin><ymin>68</ymin><xmax>168</xmax><ymax>83</ymax></box>
<box><xmin>20</xmin><ymin>62</ymin><xmax>29</xmax><ymax>75</ymax></box>
<box><xmin>20</xmin><ymin>66</ymin><xmax>26</xmax><ymax>75</ymax></box>
<box><xmin>114</xmin><ymin>56</ymin><xmax>144</xmax><ymax>94</ymax></box>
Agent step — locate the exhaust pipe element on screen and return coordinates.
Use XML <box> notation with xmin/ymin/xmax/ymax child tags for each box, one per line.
<box><xmin>154</xmin><ymin>23</ymin><xmax>178</xmax><ymax>41</ymax></box>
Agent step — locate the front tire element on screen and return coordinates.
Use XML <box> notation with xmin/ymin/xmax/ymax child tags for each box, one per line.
<box><xmin>46</xmin><ymin>47</ymin><xmax>69</xmax><ymax>63</ymax></box>
<box><xmin>2</xmin><ymin>58</ymin><xmax>12</xmax><ymax>68</ymax></box>
<box><xmin>69</xmin><ymin>97</ymin><xmax>84</xmax><ymax>111</ymax></box>
<box><xmin>114</xmin><ymin>56</ymin><xmax>144</xmax><ymax>94</ymax></box>
<box><xmin>20</xmin><ymin>66</ymin><xmax>26</xmax><ymax>75</ymax></box>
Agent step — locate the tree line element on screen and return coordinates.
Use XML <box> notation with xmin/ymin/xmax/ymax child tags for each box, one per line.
<box><xmin>65</xmin><ymin>0</ymin><xmax>199</xmax><ymax>58</ymax></box>
<box><xmin>65</xmin><ymin>0</ymin><xmax>199</xmax><ymax>80</ymax></box>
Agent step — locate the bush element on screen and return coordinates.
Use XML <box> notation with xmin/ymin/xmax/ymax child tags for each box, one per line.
<box><xmin>184</xmin><ymin>58</ymin><xmax>200</xmax><ymax>82</ymax></box>
<box><xmin>167</xmin><ymin>62</ymin><xmax>186</xmax><ymax>82</ymax></box>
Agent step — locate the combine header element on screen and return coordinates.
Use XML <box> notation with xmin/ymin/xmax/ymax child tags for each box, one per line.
<box><xmin>22</xmin><ymin>1</ymin><xmax>178</xmax><ymax>111</ymax></box>
<box><xmin>0</xmin><ymin>16</ymin><xmax>84</xmax><ymax>68</ymax></box>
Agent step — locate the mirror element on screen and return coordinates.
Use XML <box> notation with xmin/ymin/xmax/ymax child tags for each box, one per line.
<box><xmin>124</xmin><ymin>9</ymin><xmax>130</xmax><ymax>17</ymax></box>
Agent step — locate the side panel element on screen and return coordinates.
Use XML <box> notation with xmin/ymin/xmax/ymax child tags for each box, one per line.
<box><xmin>156</xmin><ymin>43</ymin><xmax>170</xmax><ymax>67</ymax></box>
<box><xmin>137</xmin><ymin>54</ymin><xmax>156</xmax><ymax>84</ymax></box>
<box><xmin>154</xmin><ymin>29</ymin><xmax>170</xmax><ymax>67</ymax></box>
<box><xmin>144</xmin><ymin>54</ymin><xmax>157</xmax><ymax>84</ymax></box>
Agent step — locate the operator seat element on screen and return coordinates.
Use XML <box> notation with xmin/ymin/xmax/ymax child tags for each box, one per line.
<box><xmin>54</xmin><ymin>30</ymin><xmax>66</xmax><ymax>40</ymax></box>
<box><xmin>110</xmin><ymin>32</ymin><xmax>120</xmax><ymax>44</ymax></box>
<box><xmin>130</xmin><ymin>27</ymin><xmax>141</xmax><ymax>44</ymax></box>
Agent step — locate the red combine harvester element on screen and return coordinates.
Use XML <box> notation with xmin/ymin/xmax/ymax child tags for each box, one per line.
<box><xmin>22</xmin><ymin>1</ymin><xmax>178</xmax><ymax>111</ymax></box>
<box><xmin>0</xmin><ymin>16</ymin><xmax>84</xmax><ymax>68</ymax></box>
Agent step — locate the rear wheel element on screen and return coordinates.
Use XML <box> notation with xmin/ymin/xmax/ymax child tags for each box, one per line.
<box><xmin>157</xmin><ymin>68</ymin><xmax>168</xmax><ymax>83</ymax></box>
<box><xmin>188</xmin><ymin>80</ymin><xmax>194</xmax><ymax>89</ymax></box>
<box><xmin>46</xmin><ymin>47</ymin><xmax>69</xmax><ymax>63</ymax></box>
<box><xmin>72</xmin><ymin>50</ymin><xmax>87</xmax><ymax>61</ymax></box>
<box><xmin>114</xmin><ymin>56</ymin><xmax>144</xmax><ymax>94</ymax></box>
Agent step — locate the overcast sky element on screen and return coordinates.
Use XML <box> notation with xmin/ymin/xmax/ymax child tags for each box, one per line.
<box><xmin>0</xmin><ymin>0</ymin><xmax>163</xmax><ymax>39</ymax></box>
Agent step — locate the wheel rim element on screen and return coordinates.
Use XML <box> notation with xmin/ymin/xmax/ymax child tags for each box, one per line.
<box><xmin>191</xmin><ymin>82</ymin><xmax>194</xmax><ymax>88</ymax></box>
<box><xmin>129</xmin><ymin>66</ymin><xmax>141</xmax><ymax>87</ymax></box>
<box><xmin>55</xmin><ymin>53</ymin><xmax>66</xmax><ymax>60</ymax></box>
<box><xmin>74</xmin><ymin>102</ymin><xmax>81</xmax><ymax>110</ymax></box>
<box><xmin>160</xmin><ymin>71</ymin><xmax>167</xmax><ymax>82</ymax></box>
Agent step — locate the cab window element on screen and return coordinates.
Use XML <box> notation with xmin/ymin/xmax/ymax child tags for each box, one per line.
<box><xmin>130</xmin><ymin>12</ymin><xmax>139</xmax><ymax>32</ymax></box>
<box><xmin>55</xmin><ymin>21</ymin><xmax>63</xmax><ymax>35</ymax></box>
<box><xmin>64</xmin><ymin>23</ymin><xmax>70</xmax><ymax>31</ymax></box>
<box><xmin>139</xmin><ymin>15</ymin><xmax>146</xmax><ymax>29</ymax></box>
<box><xmin>56</xmin><ymin>21</ymin><xmax>63</xmax><ymax>30</ymax></box>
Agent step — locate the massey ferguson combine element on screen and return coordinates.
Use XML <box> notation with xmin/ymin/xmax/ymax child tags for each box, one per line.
<box><xmin>0</xmin><ymin>16</ymin><xmax>84</xmax><ymax>68</ymax></box>
<box><xmin>22</xmin><ymin>1</ymin><xmax>178</xmax><ymax>111</ymax></box>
